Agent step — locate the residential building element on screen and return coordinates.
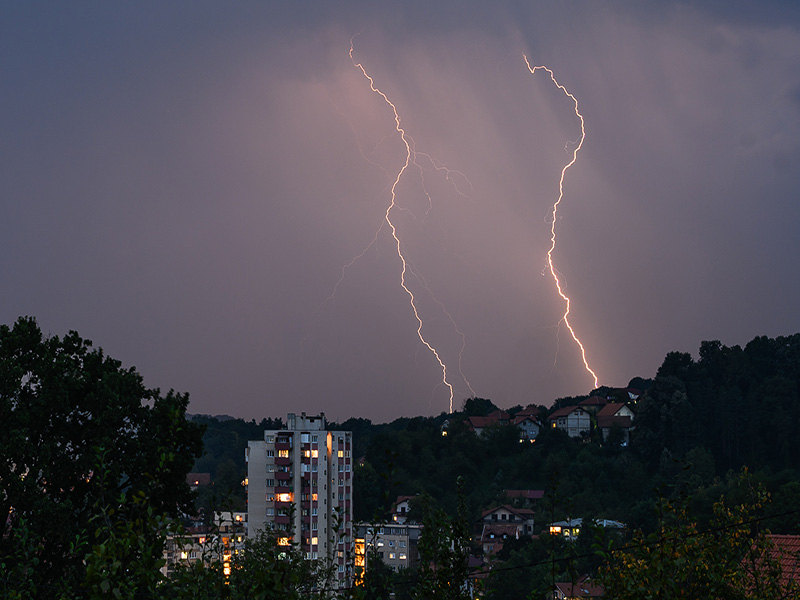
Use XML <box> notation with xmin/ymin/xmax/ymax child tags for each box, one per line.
<box><xmin>547</xmin><ymin>517</ymin><xmax>625</xmax><ymax>542</ymax></box>
<box><xmin>513</xmin><ymin>414</ymin><xmax>541</xmax><ymax>442</ymax></box>
<box><xmin>391</xmin><ymin>495</ymin><xmax>415</xmax><ymax>524</ymax></box>
<box><xmin>245</xmin><ymin>413</ymin><xmax>353</xmax><ymax>585</ymax></box>
<box><xmin>354</xmin><ymin>522</ymin><xmax>423</xmax><ymax>573</ymax></box>
<box><xmin>477</xmin><ymin>505</ymin><xmax>536</xmax><ymax>557</ymax></box>
<box><xmin>161</xmin><ymin>511</ymin><xmax>247</xmax><ymax>577</ymax></box>
<box><xmin>596</xmin><ymin>402</ymin><xmax>635</xmax><ymax>445</ymax></box>
<box><xmin>465</xmin><ymin>410</ymin><xmax>510</xmax><ymax>436</ymax></box>
<box><xmin>547</xmin><ymin>406</ymin><xmax>591</xmax><ymax>438</ymax></box>
<box><xmin>553</xmin><ymin>575</ymin><xmax>604</xmax><ymax>598</ymax></box>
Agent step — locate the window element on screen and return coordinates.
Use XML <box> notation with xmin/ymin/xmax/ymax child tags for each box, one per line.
<box><xmin>399</xmin><ymin>553</ymin><xmax>407</xmax><ymax>560</ymax></box>
<box><xmin>301</xmin><ymin>433</ymin><xmax>309</xmax><ymax>443</ymax></box>
<box><xmin>266</xmin><ymin>450</ymin><xmax>275</xmax><ymax>457</ymax></box>
<box><xmin>388</xmin><ymin>540</ymin><xmax>395</xmax><ymax>547</ymax></box>
<box><xmin>312</xmin><ymin>522</ymin><xmax>318</xmax><ymax>530</ymax></box>
<box><xmin>278</xmin><ymin>449</ymin><xmax>289</xmax><ymax>458</ymax></box>
<box><xmin>312</xmin><ymin>508</ymin><xmax>318</xmax><ymax>516</ymax></box>
<box><xmin>266</xmin><ymin>478</ymin><xmax>274</xmax><ymax>487</ymax></box>
<box><xmin>338</xmin><ymin>450</ymin><xmax>344</xmax><ymax>458</ymax></box>
<box><xmin>312</xmin><ymin>435</ymin><xmax>318</xmax><ymax>443</ymax></box>
<box><xmin>345</xmin><ymin>464</ymin><xmax>351</xmax><ymax>472</ymax></box>
<box><xmin>312</xmin><ymin>463</ymin><xmax>318</xmax><ymax>472</ymax></box>
<box><xmin>311</xmin><ymin>537</ymin><xmax>318</xmax><ymax>546</ymax></box>
<box><xmin>311</xmin><ymin>449</ymin><xmax>318</xmax><ymax>458</ymax></box>
<box><xmin>312</xmin><ymin>493</ymin><xmax>318</xmax><ymax>501</ymax></box>
<box><xmin>265</xmin><ymin>435</ymin><xmax>274</xmax><ymax>443</ymax></box>
<box><xmin>389</xmin><ymin>552</ymin><xmax>396</xmax><ymax>560</ymax></box>
<box><xmin>267</xmin><ymin>464</ymin><xmax>275</xmax><ymax>472</ymax></box>
<box><xmin>399</xmin><ymin>540</ymin><xmax>406</xmax><ymax>548</ymax></box>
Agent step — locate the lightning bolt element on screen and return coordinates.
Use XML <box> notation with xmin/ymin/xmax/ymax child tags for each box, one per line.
<box><xmin>347</xmin><ymin>38</ymin><xmax>468</xmax><ymax>412</ymax></box>
<box><xmin>524</xmin><ymin>55</ymin><xmax>599</xmax><ymax>389</ymax></box>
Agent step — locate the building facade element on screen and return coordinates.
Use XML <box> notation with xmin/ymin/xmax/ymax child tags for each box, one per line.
<box><xmin>246</xmin><ymin>413</ymin><xmax>353</xmax><ymax>584</ymax></box>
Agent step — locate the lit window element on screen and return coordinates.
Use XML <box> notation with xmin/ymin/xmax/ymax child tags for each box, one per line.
<box><xmin>338</xmin><ymin>450</ymin><xmax>344</xmax><ymax>458</ymax></box>
<box><xmin>311</xmin><ymin>536</ymin><xmax>319</xmax><ymax>546</ymax></box>
<box><xmin>311</xmin><ymin>449</ymin><xmax>318</xmax><ymax>458</ymax></box>
<box><xmin>180</xmin><ymin>551</ymin><xmax>188</xmax><ymax>559</ymax></box>
<box><xmin>277</xmin><ymin>493</ymin><xmax>292</xmax><ymax>502</ymax></box>
<box><xmin>389</xmin><ymin>552</ymin><xmax>396</xmax><ymax>560</ymax></box>
<box><xmin>312</xmin><ymin>493</ymin><xmax>318</xmax><ymax>501</ymax></box>
<box><xmin>278</xmin><ymin>450</ymin><xmax>289</xmax><ymax>458</ymax></box>
<box><xmin>304</xmin><ymin>450</ymin><xmax>311</xmax><ymax>458</ymax></box>
<box><xmin>549</xmin><ymin>526</ymin><xmax>562</xmax><ymax>535</ymax></box>
<box><xmin>278</xmin><ymin>537</ymin><xmax>291</xmax><ymax>546</ymax></box>
<box><xmin>399</xmin><ymin>553</ymin><xmax>406</xmax><ymax>560</ymax></box>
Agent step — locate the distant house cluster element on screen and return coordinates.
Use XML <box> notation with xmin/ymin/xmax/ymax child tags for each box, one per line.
<box><xmin>461</xmin><ymin>388</ymin><xmax>638</xmax><ymax>445</ymax></box>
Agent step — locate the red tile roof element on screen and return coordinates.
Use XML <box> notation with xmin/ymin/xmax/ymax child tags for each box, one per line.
<box><xmin>554</xmin><ymin>575</ymin><xmax>604</xmax><ymax>598</ymax></box>
<box><xmin>766</xmin><ymin>534</ymin><xmax>800</xmax><ymax>588</ymax></box>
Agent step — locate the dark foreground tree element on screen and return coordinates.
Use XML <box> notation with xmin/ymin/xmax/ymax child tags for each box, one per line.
<box><xmin>596</xmin><ymin>470</ymin><xmax>799</xmax><ymax>600</ymax></box>
<box><xmin>0</xmin><ymin>316</ymin><xmax>204</xmax><ymax>595</ymax></box>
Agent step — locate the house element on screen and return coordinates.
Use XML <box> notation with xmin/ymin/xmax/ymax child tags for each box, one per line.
<box><xmin>465</xmin><ymin>410</ymin><xmax>510</xmax><ymax>436</ymax></box>
<box><xmin>504</xmin><ymin>489</ymin><xmax>545</xmax><ymax>508</ymax></box>
<box><xmin>513</xmin><ymin>414</ymin><xmax>541</xmax><ymax>442</ymax></box>
<box><xmin>578</xmin><ymin>396</ymin><xmax>607</xmax><ymax>415</ymax></box>
<box><xmin>548</xmin><ymin>517</ymin><xmax>625</xmax><ymax>542</ymax></box>
<box><xmin>391</xmin><ymin>495</ymin><xmax>415</xmax><ymax>524</ymax></box>
<box><xmin>479</xmin><ymin>505</ymin><xmax>536</xmax><ymax>537</ymax></box>
<box><xmin>758</xmin><ymin>534</ymin><xmax>800</xmax><ymax>592</ymax></box>
<box><xmin>596</xmin><ymin>402</ymin><xmax>635</xmax><ymax>445</ymax></box>
<box><xmin>479</xmin><ymin>523</ymin><xmax>520</xmax><ymax>557</ymax></box>
<box><xmin>553</xmin><ymin>575</ymin><xmax>604</xmax><ymax>598</ymax></box>
<box><xmin>547</xmin><ymin>406</ymin><xmax>591</xmax><ymax>438</ymax></box>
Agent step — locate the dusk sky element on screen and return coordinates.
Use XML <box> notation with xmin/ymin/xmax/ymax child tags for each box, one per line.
<box><xmin>3</xmin><ymin>2</ymin><xmax>799</xmax><ymax>423</ymax></box>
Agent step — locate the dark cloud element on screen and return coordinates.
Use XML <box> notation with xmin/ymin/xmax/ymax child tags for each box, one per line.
<box><xmin>2</xmin><ymin>2</ymin><xmax>799</xmax><ymax>422</ymax></box>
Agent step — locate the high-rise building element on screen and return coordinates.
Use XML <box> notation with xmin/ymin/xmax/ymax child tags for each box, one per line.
<box><xmin>245</xmin><ymin>412</ymin><xmax>353</xmax><ymax>584</ymax></box>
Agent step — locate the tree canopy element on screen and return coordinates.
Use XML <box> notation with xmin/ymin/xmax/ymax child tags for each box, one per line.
<box><xmin>0</xmin><ymin>316</ymin><xmax>204</xmax><ymax>594</ymax></box>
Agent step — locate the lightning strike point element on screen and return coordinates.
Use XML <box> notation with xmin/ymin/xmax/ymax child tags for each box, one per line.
<box><xmin>524</xmin><ymin>54</ymin><xmax>600</xmax><ymax>389</ymax></box>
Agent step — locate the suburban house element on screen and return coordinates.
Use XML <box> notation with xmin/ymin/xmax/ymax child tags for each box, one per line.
<box><xmin>513</xmin><ymin>414</ymin><xmax>541</xmax><ymax>442</ymax></box>
<box><xmin>578</xmin><ymin>396</ymin><xmax>608</xmax><ymax>415</ymax></box>
<box><xmin>548</xmin><ymin>517</ymin><xmax>625</xmax><ymax>542</ymax></box>
<box><xmin>478</xmin><ymin>505</ymin><xmax>536</xmax><ymax>536</ymax></box>
<box><xmin>596</xmin><ymin>402</ymin><xmax>635</xmax><ymax>445</ymax></box>
<box><xmin>477</xmin><ymin>505</ymin><xmax>536</xmax><ymax>557</ymax></box>
<box><xmin>553</xmin><ymin>575</ymin><xmax>604</xmax><ymax>598</ymax></box>
<box><xmin>547</xmin><ymin>406</ymin><xmax>591</xmax><ymax>438</ymax></box>
<box><xmin>465</xmin><ymin>407</ymin><xmax>543</xmax><ymax>442</ymax></box>
<box><xmin>759</xmin><ymin>534</ymin><xmax>800</xmax><ymax>593</ymax></box>
<box><xmin>391</xmin><ymin>495</ymin><xmax>415</xmax><ymax>524</ymax></box>
<box><xmin>465</xmin><ymin>410</ymin><xmax>510</xmax><ymax>436</ymax></box>
<box><xmin>504</xmin><ymin>489</ymin><xmax>545</xmax><ymax>508</ymax></box>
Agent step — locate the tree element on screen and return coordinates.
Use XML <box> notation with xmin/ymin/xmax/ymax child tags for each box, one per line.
<box><xmin>0</xmin><ymin>316</ymin><xmax>204</xmax><ymax>594</ymax></box>
<box><xmin>597</xmin><ymin>471</ymin><xmax>798</xmax><ymax>600</ymax></box>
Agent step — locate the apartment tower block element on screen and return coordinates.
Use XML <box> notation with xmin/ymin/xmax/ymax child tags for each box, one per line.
<box><xmin>245</xmin><ymin>412</ymin><xmax>353</xmax><ymax>583</ymax></box>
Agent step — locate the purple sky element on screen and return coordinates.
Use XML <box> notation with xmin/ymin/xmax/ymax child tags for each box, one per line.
<box><xmin>3</xmin><ymin>2</ymin><xmax>799</xmax><ymax>422</ymax></box>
